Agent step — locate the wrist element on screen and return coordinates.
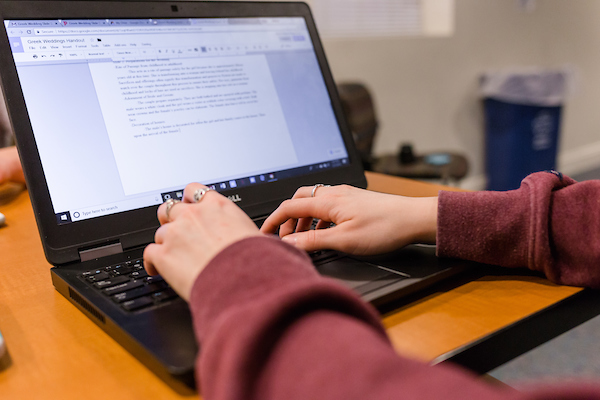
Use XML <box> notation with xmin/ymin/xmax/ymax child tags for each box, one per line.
<box><xmin>414</xmin><ymin>196</ymin><xmax>438</xmax><ymax>244</ymax></box>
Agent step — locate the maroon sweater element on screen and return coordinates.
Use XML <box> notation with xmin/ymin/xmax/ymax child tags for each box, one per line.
<box><xmin>189</xmin><ymin>172</ymin><xmax>600</xmax><ymax>399</ymax></box>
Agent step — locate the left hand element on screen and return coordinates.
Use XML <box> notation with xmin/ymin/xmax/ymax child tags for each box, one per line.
<box><xmin>143</xmin><ymin>183</ymin><xmax>262</xmax><ymax>301</ymax></box>
<box><xmin>0</xmin><ymin>146</ymin><xmax>25</xmax><ymax>185</ymax></box>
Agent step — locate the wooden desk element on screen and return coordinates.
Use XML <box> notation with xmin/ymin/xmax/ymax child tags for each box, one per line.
<box><xmin>366</xmin><ymin>172</ymin><xmax>582</xmax><ymax>363</ymax></box>
<box><xmin>0</xmin><ymin>172</ymin><xmax>582</xmax><ymax>399</ymax></box>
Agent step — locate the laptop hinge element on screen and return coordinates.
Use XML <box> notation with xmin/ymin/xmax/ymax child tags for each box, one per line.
<box><xmin>79</xmin><ymin>242</ymin><xmax>123</xmax><ymax>262</ymax></box>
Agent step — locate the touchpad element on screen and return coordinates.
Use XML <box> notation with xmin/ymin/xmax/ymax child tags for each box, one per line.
<box><xmin>315</xmin><ymin>257</ymin><xmax>405</xmax><ymax>294</ymax></box>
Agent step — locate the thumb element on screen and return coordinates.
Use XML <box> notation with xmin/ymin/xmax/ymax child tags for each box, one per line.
<box><xmin>281</xmin><ymin>228</ymin><xmax>339</xmax><ymax>252</ymax></box>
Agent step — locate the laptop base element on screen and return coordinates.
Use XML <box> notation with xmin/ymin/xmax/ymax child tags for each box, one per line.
<box><xmin>51</xmin><ymin>248</ymin><xmax>197</xmax><ymax>394</ymax></box>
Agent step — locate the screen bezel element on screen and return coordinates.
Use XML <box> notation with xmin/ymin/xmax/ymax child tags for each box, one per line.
<box><xmin>0</xmin><ymin>0</ymin><xmax>367</xmax><ymax>265</ymax></box>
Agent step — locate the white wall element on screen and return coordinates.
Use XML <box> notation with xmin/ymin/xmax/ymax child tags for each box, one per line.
<box><xmin>322</xmin><ymin>0</ymin><xmax>600</xmax><ymax>188</ymax></box>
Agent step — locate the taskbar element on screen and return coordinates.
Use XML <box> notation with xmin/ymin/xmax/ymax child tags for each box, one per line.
<box><xmin>54</xmin><ymin>157</ymin><xmax>349</xmax><ymax>225</ymax></box>
<box><xmin>160</xmin><ymin>157</ymin><xmax>350</xmax><ymax>202</ymax></box>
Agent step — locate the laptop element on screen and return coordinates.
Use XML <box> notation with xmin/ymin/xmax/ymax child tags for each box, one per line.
<box><xmin>0</xmin><ymin>0</ymin><xmax>471</xmax><ymax>392</ymax></box>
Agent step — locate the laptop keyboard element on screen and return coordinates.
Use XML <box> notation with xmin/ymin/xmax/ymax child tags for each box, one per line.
<box><xmin>78</xmin><ymin>239</ymin><xmax>403</xmax><ymax>313</ymax></box>
<box><xmin>79</xmin><ymin>258</ymin><xmax>178</xmax><ymax>312</ymax></box>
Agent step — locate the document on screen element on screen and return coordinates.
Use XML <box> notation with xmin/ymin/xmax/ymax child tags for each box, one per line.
<box><xmin>89</xmin><ymin>54</ymin><xmax>298</xmax><ymax>195</ymax></box>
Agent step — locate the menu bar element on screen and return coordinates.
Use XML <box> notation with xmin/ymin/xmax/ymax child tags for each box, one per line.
<box><xmin>10</xmin><ymin>31</ymin><xmax>309</xmax><ymax>64</ymax></box>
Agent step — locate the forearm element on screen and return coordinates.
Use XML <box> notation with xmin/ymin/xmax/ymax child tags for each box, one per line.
<box><xmin>0</xmin><ymin>89</ymin><xmax>12</xmax><ymax>147</ymax></box>
<box><xmin>437</xmin><ymin>171</ymin><xmax>600</xmax><ymax>288</ymax></box>
<box><xmin>189</xmin><ymin>237</ymin><xmax>387</xmax><ymax>398</ymax></box>
<box><xmin>0</xmin><ymin>146</ymin><xmax>24</xmax><ymax>184</ymax></box>
<box><xmin>188</xmin><ymin>236</ymin><xmax>597</xmax><ymax>400</ymax></box>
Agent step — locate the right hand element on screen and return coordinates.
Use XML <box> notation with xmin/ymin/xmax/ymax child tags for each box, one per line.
<box><xmin>261</xmin><ymin>185</ymin><xmax>438</xmax><ymax>256</ymax></box>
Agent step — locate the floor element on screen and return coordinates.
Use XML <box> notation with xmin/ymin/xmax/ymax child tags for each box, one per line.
<box><xmin>488</xmin><ymin>167</ymin><xmax>600</xmax><ymax>388</ymax></box>
<box><xmin>489</xmin><ymin>314</ymin><xmax>600</xmax><ymax>387</ymax></box>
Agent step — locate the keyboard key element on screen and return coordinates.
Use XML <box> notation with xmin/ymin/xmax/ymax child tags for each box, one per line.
<box><xmin>129</xmin><ymin>270</ymin><xmax>148</xmax><ymax>279</ymax></box>
<box><xmin>111</xmin><ymin>282</ymin><xmax>168</xmax><ymax>303</ymax></box>
<box><xmin>86</xmin><ymin>271</ymin><xmax>110</xmax><ymax>282</ymax></box>
<box><xmin>82</xmin><ymin>269</ymin><xmax>103</xmax><ymax>277</ymax></box>
<box><xmin>103</xmin><ymin>280</ymin><xmax>144</xmax><ymax>296</ymax></box>
<box><xmin>144</xmin><ymin>275</ymin><xmax>164</xmax><ymax>284</ymax></box>
<box><xmin>111</xmin><ymin>266</ymin><xmax>135</xmax><ymax>276</ymax></box>
<box><xmin>147</xmin><ymin>281</ymin><xmax>168</xmax><ymax>291</ymax></box>
<box><xmin>93</xmin><ymin>275</ymin><xmax>130</xmax><ymax>289</ymax></box>
<box><xmin>152</xmin><ymin>288</ymin><xmax>178</xmax><ymax>303</ymax></box>
<box><xmin>121</xmin><ymin>296</ymin><xmax>153</xmax><ymax>311</ymax></box>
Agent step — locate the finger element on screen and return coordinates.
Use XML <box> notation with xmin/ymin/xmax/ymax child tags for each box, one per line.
<box><xmin>278</xmin><ymin>217</ymin><xmax>298</xmax><ymax>237</ymax></box>
<box><xmin>295</xmin><ymin>216</ymin><xmax>315</xmax><ymax>233</ymax></box>
<box><xmin>153</xmin><ymin>224</ymin><xmax>168</xmax><ymax>244</ymax></box>
<box><xmin>281</xmin><ymin>227</ymin><xmax>342</xmax><ymax>253</ymax></box>
<box><xmin>292</xmin><ymin>184</ymin><xmax>331</xmax><ymax>200</ymax></box>
<box><xmin>261</xmin><ymin>197</ymin><xmax>328</xmax><ymax>234</ymax></box>
<box><xmin>157</xmin><ymin>199</ymin><xmax>184</xmax><ymax>225</ymax></box>
<box><xmin>291</xmin><ymin>185</ymin><xmax>314</xmax><ymax>199</ymax></box>
<box><xmin>182</xmin><ymin>183</ymin><xmax>206</xmax><ymax>203</ymax></box>
<box><xmin>157</xmin><ymin>201</ymin><xmax>168</xmax><ymax>225</ymax></box>
<box><xmin>262</xmin><ymin>185</ymin><xmax>335</xmax><ymax>235</ymax></box>
<box><xmin>183</xmin><ymin>182</ymin><xmax>221</xmax><ymax>204</ymax></box>
<box><xmin>143</xmin><ymin>243</ymin><xmax>160</xmax><ymax>276</ymax></box>
<box><xmin>315</xmin><ymin>219</ymin><xmax>332</xmax><ymax>230</ymax></box>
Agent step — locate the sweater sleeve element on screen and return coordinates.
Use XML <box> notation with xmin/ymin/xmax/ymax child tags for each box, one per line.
<box><xmin>188</xmin><ymin>236</ymin><xmax>600</xmax><ymax>400</ymax></box>
<box><xmin>437</xmin><ymin>171</ymin><xmax>600</xmax><ymax>288</ymax></box>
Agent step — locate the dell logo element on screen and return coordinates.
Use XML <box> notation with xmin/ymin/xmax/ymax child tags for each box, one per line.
<box><xmin>228</xmin><ymin>194</ymin><xmax>242</xmax><ymax>203</ymax></box>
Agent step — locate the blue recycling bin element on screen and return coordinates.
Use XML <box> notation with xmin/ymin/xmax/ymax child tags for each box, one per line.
<box><xmin>484</xmin><ymin>98</ymin><xmax>562</xmax><ymax>191</ymax></box>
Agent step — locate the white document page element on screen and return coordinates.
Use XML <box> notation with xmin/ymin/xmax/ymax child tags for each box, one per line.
<box><xmin>89</xmin><ymin>54</ymin><xmax>298</xmax><ymax>195</ymax></box>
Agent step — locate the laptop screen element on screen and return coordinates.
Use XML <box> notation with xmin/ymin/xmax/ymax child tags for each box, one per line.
<box><xmin>4</xmin><ymin>17</ymin><xmax>349</xmax><ymax>224</ymax></box>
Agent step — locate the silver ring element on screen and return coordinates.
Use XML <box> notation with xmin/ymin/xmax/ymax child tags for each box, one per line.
<box><xmin>164</xmin><ymin>198</ymin><xmax>181</xmax><ymax>221</ymax></box>
<box><xmin>311</xmin><ymin>184</ymin><xmax>330</xmax><ymax>198</ymax></box>
<box><xmin>193</xmin><ymin>187</ymin><xmax>213</xmax><ymax>203</ymax></box>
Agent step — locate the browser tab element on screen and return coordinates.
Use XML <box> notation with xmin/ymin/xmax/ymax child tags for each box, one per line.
<box><xmin>189</xmin><ymin>18</ymin><xmax>228</xmax><ymax>26</ymax></box>
<box><xmin>61</xmin><ymin>20</ymin><xmax>111</xmax><ymax>26</ymax></box>
<box><xmin>228</xmin><ymin>18</ymin><xmax>261</xmax><ymax>25</ymax></box>
<box><xmin>9</xmin><ymin>20</ymin><xmax>61</xmax><ymax>27</ymax></box>
<box><xmin>110</xmin><ymin>19</ymin><xmax>154</xmax><ymax>26</ymax></box>
<box><xmin>152</xmin><ymin>19</ymin><xmax>191</xmax><ymax>26</ymax></box>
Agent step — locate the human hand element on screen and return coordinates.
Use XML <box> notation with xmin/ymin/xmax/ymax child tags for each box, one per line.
<box><xmin>0</xmin><ymin>146</ymin><xmax>25</xmax><ymax>185</ymax></box>
<box><xmin>261</xmin><ymin>185</ymin><xmax>438</xmax><ymax>255</ymax></box>
<box><xmin>143</xmin><ymin>183</ymin><xmax>262</xmax><ymax>301</ymax></box>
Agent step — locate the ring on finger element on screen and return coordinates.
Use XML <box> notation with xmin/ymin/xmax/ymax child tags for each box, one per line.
<box><xmin>193</xmin><ymin>187</ymin><xmax>214</xmax><ymax>203</ymax></box>
<box><xmin>311</xmin><ymin>183</ymin><xmax>330</xmax><ymax>198</ymax></box>
<box><xmin>164</xmin><ymin>198</ymin><xmax>181</xmax><ymax>221</ymax></box>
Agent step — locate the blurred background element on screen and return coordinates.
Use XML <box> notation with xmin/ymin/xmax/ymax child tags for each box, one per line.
<box><xmin>3</xmin><ymin>0</ymin><xmax>600</xmax><ymax>188</ymax></box>
<box><xmin>300</xmin><ymin>0</ymin><xmax>600</xmax><ymax>188</ymax></box>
